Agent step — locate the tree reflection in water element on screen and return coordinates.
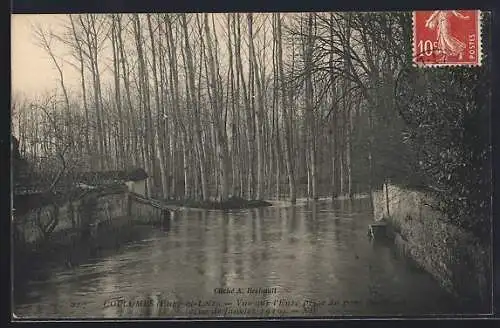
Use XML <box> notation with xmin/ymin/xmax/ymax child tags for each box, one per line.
<box><xmin>14</xmin><ymin>198</ymin><xmax>466</xmax><ymax>318</ymax></box>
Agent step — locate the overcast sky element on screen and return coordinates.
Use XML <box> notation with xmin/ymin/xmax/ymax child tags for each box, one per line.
<box><xmin>11</xmin><ymin>13</ymin><xmax>260</xmax><ymax>99</ymax></box>
<box><xmin>11</xmin><ymin>13</ymin><xmax>307</xmax><ymax>101</ymax></box>
<box><xmin>12</xmin><ymin>14</ymin><xmax>70</xmax><ymax>97</ymax></box>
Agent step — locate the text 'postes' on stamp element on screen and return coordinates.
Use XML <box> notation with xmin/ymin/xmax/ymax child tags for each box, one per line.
<box><xmin>413</xmin><ymin>10</ymin><xmax>481</xmax><ymax>67</ymax></box>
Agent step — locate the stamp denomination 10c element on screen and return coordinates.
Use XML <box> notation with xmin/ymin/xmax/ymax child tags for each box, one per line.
<box><xmin>413</xmin><ymin>10</ymin><xmax>481</xmax><ymax>67</ymax></box>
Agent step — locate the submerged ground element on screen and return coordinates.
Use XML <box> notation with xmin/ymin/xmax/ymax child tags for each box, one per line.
<box><xmin>163</xmin><ymin>196</ymin><xmax>272</xmax><ymax>210</ymax></box>
<box><xmin>13</xmin><ymin>198</ymin><xmax>469</xmax><ymax>318</ymax></box>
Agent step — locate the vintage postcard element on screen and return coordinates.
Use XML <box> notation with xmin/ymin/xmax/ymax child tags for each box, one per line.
<box><xmin>11</xmin><ymin>11</ymin><xmax>492</xmax><ymax>320</ymax></box>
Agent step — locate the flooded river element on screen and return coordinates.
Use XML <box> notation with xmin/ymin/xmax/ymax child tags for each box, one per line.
<box><xmin>13</xmin><ymin>198</ymin><xmax>468</xmax><ymax>318</ymax></box>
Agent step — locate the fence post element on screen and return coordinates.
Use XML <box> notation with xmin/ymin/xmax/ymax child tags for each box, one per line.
<box><xmin>385</xmin><ymin>179</ymin><xmax>391</xmax><ymax>218</ymax></box>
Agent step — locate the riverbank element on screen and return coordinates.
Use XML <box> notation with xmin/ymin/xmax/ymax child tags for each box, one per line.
<box><xmin>13</xmin><ymin>188</ymin><xmax>172</xmax><ymax>293</ymax></box>
<box><xmin>163</xmin><ymin>196</ymin><xmax>272</xmax><ymax>210</ymax></box>
<box><xmin>14</xmin><ymin>218</ymin><xmax>147</xmax><ymax>270</ymax></box>
<box><xmin>372</xmin><ymin>184</ymin><xmax>491</xmax><ymax>312</ymax></box>
<box><xmin>14</xmin><ymin>198</ymin><xmax>468</xmax><ymax>317</ymax></box>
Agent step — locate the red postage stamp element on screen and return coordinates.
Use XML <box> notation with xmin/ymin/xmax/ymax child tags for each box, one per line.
<box><xmin>413</xmin><ymin>10</ymin><xmax>481</xmax><ymax>67</ymax></box>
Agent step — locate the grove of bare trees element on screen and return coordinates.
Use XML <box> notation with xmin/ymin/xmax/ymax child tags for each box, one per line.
<box><xmin>13</xmin><ymin>12</ymin><xmax>492</xmax><ymax>242</ymax></box>
<box><xmin>14</xmin><ymin>13</ymin><xmax>414</xmax><ymax>201</ymax></box>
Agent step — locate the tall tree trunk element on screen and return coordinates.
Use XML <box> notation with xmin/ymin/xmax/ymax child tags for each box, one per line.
<box><xmin>110</xmin><ymin>14</ymin><xmax>125</xmax><ymax>169</ymax></box>
<box><xmin>81</xmin><ymin>15</ymin><xmax>104</xmax><ymax>170</ymax></box>
<box><xmin>69</xmin><ymin>15</ymin><xmax>92</xmax><ymax>166</ymax></box>
<box><xmin>226</xmin><ymin>14</ymin><xmax>239</xmax><ymax>197</ymax></box>
<box><xmin>147</xmin><ymin>14</ymin><xmax>169</xmax><ymax>199</ymax></box>
<box><xmin>342</xmin><ymin>13</ymin><xmax>353</xmax><ymax>198</ymax></box>
<box><xmin>116</xmin><ymin>15</ymin><xmax>138</xmax><ymax>167</ymax></box>
<box><xmin>90</xmin><ymin>14</ymin><xmax>108</xmax><ymax>170</ymax></box>
<box><xmin>305</xmin><ymin>13</ymin><xmax>318</xmax><ymax>200</ymax></box>
<box><xmin>132</xmin><ymin>14</ymin><xmax>153</xmax><ymax>197</ymax></box>
<box><xmin>328</xmin><ymin>13</ymin><xmax>339</xmax><ymax>199</ymax></box>
<box><xmin>271</xmin><ymin>18</ymin><xmax>281</xmax><ymax>199</ymax></box>
<box><xmin>276</xmin><ymin>13</ymin><xmax>296</xmax><ymax>203</ymax></box>
<box><xmin>233</xmin><ymin>14</ymin><xmax>253</xmax><ymax>199</ymax></box>
<box><xmin>164</xmin><ymin>14</ymin><xmax>183</xmax><ymax>197</ymax></box>
<box><xmin>248</xmin><ymin>13</ymin><xmax>264</xmax><ymax>200</ymax></box>
<box><xmin>203</xmin><ymin>14</ymin><xmax>230</xmax><ymax>201</ymax></box>
<box><xmin>181</xmin><ymin>14</ymin><xmax>208</xmax><ymax>201</ymax></box>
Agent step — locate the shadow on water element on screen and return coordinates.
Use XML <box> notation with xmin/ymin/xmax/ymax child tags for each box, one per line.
<box><xmin>13</xmin><ymin>222</ymin><xmax>167</xmax><ymax>306</ymax></box>
<box><xmin>13</xmin><ymin>197</ymin><xmax>471</xmax><ymax>318</ymax></box>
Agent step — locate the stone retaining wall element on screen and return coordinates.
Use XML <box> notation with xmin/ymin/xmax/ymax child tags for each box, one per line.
<box><xmin>14</xmin><ymin>191</ymin><xmax>129</xmax><ymax>246</ymax></box>
<box><xmin>13</xmin><ymin>190</ymin><xmax>171</xmax><ymax>251</ymax></box>
<box><xmin>372</xmin><ymin>184</ymin><xmax>491</xmax><ymax>311</ymax></box>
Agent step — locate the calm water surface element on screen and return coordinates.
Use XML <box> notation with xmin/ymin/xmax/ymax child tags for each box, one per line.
<box><xmin>14</xmin><ymin>198</ymin><xmax>466</xmax><ymax>318</ymax></box>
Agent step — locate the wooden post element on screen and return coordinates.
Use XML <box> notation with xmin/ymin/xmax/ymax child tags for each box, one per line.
<box><xmin>385</xmin><ymin>179</ymin><xmax>390</xmax><ymax>218</ymax></box>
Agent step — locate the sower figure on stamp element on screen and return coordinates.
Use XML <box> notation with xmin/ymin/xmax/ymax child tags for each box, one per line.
<box><xmin>425</xmin><ymin>10</ymin><xmax>470</xmax><ymax>60</ymax></box>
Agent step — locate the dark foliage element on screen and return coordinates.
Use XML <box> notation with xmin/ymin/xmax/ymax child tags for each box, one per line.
<box><xmin>393</xmin><ymin>14</ymin><xmax>491</xmax><ymax>242</ymax></box>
